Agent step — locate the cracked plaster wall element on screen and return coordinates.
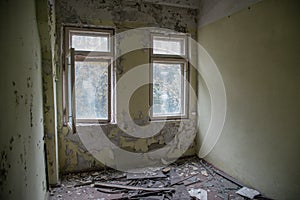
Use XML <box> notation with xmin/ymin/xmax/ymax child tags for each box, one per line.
<box><xmin>0</xmin><ymin>0</ymin><xmax>47</xmax><ymax>199</ymax></box>
<box><xmin>36</xmin><ymin>0</ymin><xmax>59</xmax><ymax>185</ymax></box>
<box><xmin>54</xmin><ymin>0</ymin><xmax>199</xmax><ymax>173</ymax></box>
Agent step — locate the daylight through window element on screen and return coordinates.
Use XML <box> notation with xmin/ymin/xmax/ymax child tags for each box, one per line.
<box><xmin>150</xmin><ymin>33</ymin><xmax>189</xmax><ymax>119</ymax></box>
<box><xmin>63</xmin><ymin>27</ymin><xmax>114</xmax><ymax>126</ymax></box>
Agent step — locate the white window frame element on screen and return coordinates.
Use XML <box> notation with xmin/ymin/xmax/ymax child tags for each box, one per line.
<box><xmin>63</xmin><ymin>27</ymin><xmax>115</xmax><ymax>129</ymax></box>
<box><xmin>150</xmin><ymin>33</ymin><xmax>189</xmax><ymax>120</ymax></box>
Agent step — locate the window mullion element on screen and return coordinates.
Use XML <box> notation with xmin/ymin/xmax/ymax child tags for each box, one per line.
<box><xmin>70</xmin><ymin>48</ymin><xmax>77</xmax><ymax>133</ymax></box>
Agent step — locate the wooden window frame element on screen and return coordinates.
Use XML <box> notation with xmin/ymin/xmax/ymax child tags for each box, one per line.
<box><xmin>63</xmin><ymin>27</ymin><xmax>115</xmax><ymax>127</ymax></box>
<box><xmin>149</xmin><ymin>33</ymin><xmax>190</xmax><ymax>120</ymax></box>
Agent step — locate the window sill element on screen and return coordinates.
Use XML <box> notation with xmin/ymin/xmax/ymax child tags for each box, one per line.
<box><xmin>149</xmin><ymin>118</ymin><xmax>191</xmax><ymax>123</ymax></box>
<box><xmin>76</xmin><ymin>121</ymin><xmax>117</xmax><ymax>126</ymax></box>
<box><xmin>63</xmin><ymin>121</ymin><xmax>117</xmax><ymax>128</ymax></box>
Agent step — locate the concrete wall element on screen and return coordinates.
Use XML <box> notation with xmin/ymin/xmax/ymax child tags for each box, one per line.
<box><xmin>55</xmin><ymin>0</ymin><xmax>199</xmax><ymax>173</ymax></box>
<box><xmin>0</xmin><ymin>0</ymin><xmax>47</xmax><ymax>199</ymax></box>
<box><xmin>197</xmin><ymin>0</ymin><xmax>300</xmax><ymax>199</ymax></box>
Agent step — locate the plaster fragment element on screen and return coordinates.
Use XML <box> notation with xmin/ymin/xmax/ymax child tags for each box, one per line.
<box><xmin>134</xmin><ymin>139</ymin><xmax>148</xmax><ymax>152</ymax></box>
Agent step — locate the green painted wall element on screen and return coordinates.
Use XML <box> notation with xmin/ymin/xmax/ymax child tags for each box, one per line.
<box><xmin>197</xmin><ymin>1</ymin><xmax>300</xmax><ymax>199</ymax></box>
<box><xmin>0</xmin><ymin>0</ymin><xmax>47</xmax><ymax>199</ymax></box>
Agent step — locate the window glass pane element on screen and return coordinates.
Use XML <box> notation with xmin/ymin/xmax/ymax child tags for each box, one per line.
<box><xmin>72</xmin><ymin>34</ymin><xmax>109</xmax><ymax>52</ymax></box>
<box><xmin>153</xmin><ymin>36</ymin><xmax>185</xmax><ymax>56</ymax></box>
<box><xmin>75</xmin><ymin>61</ymin><xmax>109</xmax><ymax>119</ymax></box>
<box><xmin>153</xmin><ymin>63</ymin><xmax>183</xmax><ymax>116</ymax></box>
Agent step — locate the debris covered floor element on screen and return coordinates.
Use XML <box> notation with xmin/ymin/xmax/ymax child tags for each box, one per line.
<box><xmin>49</xmin><ymin>157</ymin><xmax>261</xmax><ymax>200</ymax></box>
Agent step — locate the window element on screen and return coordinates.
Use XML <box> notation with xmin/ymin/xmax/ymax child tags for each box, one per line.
<box><xmin>150</xmin><ymin>33</ymin><xmax>189</xmax><ymax>120</ymax></box>
<box><xmin>63</xmin><ymin>27</ymin><xmax>114</xmax><ymax>129</ymax></box>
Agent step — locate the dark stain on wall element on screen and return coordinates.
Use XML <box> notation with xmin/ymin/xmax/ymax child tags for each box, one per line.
<box><xmin>9</xmin><ymin>137</ymin><xmax>14</xmax><ymax>151</ymax></box>
<box><xmin>0</xmin><ymin>168</ymin><xmax>8</xmax><ymax>188</ymax></box>
<box><xmin>14</xmin><ymin>90</ymin><xmax>19</xmax><ymax>105</ymax></box>
<box><xmin>27</xmin><ymin>77</ymin><xmax>33</xmax><ymax>88</ymax></box>
<box><xmin>56</xmin><ymin>0</ymin><xmax>198</xmax><ymax>34</ymax></box>
<box><xmin>20</xmin><ymin>153</ymin><xmax>23</xmax><ymax>164</ymax></box>
<box><xmin>30</xmin><ymin>94</ymin><xmax>33</xmax><ymax>127</ymax></box>
<box><xmin>174</xmin><ymin>21</ymin><xmax>187</xmax><ymax>32</ymax></box>
<box><xmin>0</xmin><ymin>151</ymin><xmax>8</xmax><ymax>190</ymax></box>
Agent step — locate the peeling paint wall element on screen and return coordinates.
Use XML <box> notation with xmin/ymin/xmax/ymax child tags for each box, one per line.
<box><xmin>55</xmin><ymin>0</ymin><xmax>199</xmax><ymax>173</ymax></box>
<box><xmin>36</xmin><ymin>0</ymin><xmax>59</xmax><ymax>185</ymax></box>
<box><xmin>0</xmin><ymin>0</ymin><xmax>47</xmax><ymax>199</ymax></box>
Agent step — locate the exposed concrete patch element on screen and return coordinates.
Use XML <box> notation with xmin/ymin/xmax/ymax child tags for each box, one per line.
<box><xmin>65</xmin><ymin>144</ymin><xmax>73</xmax><ymax>156</ymax></box>
<box><xmin>76</xmin><ymin>153</ymin><xmax>92</xmax><ymax>170</ymax></box>
<box><xmin>60</xmin><ymin>119</ymin><xmax>197</xmax><ymax>172</ymax></box>
<box><xmin>134</xmin><ymin>138</ymin><xmax>148</xmax><ymax>152</ymax></box>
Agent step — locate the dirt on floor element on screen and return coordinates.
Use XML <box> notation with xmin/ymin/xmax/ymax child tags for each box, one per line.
<box><xmin>48</xmin><ymin>156</ymin><xmax>267</xmax><ymax>200</ymax></box>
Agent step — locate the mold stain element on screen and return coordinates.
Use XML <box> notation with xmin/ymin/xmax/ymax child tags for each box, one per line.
<box><xmin>23</xmin><ymin>143</ymin><xmax>28</xmax><ymax>174</ymax></box>
<box><xmin>42</xmin><ymin>180</ymin><xmax>46</xmax><ymax>191</ymax></box>
<box><xmin>0</xmin><ymin>151</ymin><xmax>8</xmax><ymax>188</ymax></box>
<box><xmin>14</xmin><ymin>90</ymin><xmax>19</xmax><ymax>105</ymax></box>
<box><xmin>9</xmin><ymin>136</ymin><xmax>14</xmax><ymax>151</ymax></box>
<box><xmin>174</xmin><ymin>21</ymin><xmax>187</xmax><ymax>32</ymax></box>
<box><xmin>30</xmin><ymin>94</ymin><xmax>33</xmax><ymax>127</ymax></box>
<box><xmin>20</xmin><ymin>153</ymin><xmax>23</xmax><ymax>164</ymax></box>
<box><xmin>27</xmin><ymin>77</ymin><xmax>33</xmax><ymax>88</ymax></box>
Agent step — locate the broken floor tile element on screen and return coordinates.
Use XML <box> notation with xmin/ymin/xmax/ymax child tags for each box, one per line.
<box><xmin>236</xmin><ymin>187</ymin><xmax>260</xmax><ymax>199</ymax></box>
<box><xmin>201</xmin><ymin>170</ymin><xmax>209</xmax><ymax>176</ymax></box>
<box><xmin>169</xmin><ymin>169</ymin><xmax>182</xmax><ymax>185</ymax></box>
<box><xmin>173</xmin><ymin>185</ymin><xmax>190</xmax><ymax>200</ymax></box>
<box><xmin>188</xmin><ymin>188</ymin><xmax>208</xmax><ymax>200</ymax></box>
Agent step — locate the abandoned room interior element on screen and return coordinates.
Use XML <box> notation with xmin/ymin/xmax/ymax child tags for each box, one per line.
<box><xmin>1</xmin><ymin>0</ymin><xmax>299</xmax><ymax>199</ymax></box>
